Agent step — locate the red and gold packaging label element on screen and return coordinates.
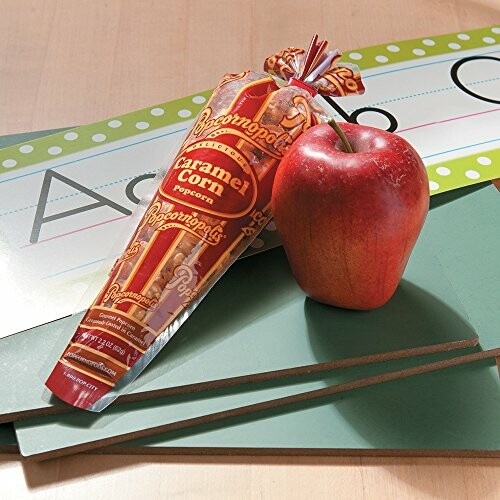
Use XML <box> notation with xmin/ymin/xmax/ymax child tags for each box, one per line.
<box><xmin>45</xmin><ymin>72</ymin><xmax>323</xmax><ymax>409</ymax></box>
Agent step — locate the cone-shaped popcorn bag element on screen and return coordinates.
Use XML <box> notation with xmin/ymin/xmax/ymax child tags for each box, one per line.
<box><xmin>45</xmin><ymin>37</ymin><xmax>364</xmax><ymax>411</ymax></box>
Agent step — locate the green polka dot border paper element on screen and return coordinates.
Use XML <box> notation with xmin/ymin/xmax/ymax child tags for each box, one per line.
<box><xmin>1</xmin><ymin>25</ymin><xmax>499</xmax><ymax>197</ymax></box>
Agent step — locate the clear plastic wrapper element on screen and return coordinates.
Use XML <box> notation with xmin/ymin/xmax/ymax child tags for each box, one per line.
<box><xmin>45</xmin><ymin>37</ymin><xmax>364</xmax><ymax>411</ymax></box>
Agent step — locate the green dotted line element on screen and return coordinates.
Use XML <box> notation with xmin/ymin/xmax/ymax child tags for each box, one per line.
<box><xmin>426</xmin><ymin>149</ymin><xmax>500</xmax><ymax>195</ymax></box>
<box><xmin>0</xmin><ymin>90</ymin><xmax>212</xmax><ymax>174</ymax></box>
<box><xmin>347</xmin><ymin>25</ymin><xmax>499</xmax><ymax>70</ymax></box>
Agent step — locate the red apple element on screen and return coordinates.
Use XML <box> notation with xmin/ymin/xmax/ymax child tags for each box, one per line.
<box><xmin>272</xmin><ymin>122</ymin><xmax>429</xmax><ymax>310</ymax></box>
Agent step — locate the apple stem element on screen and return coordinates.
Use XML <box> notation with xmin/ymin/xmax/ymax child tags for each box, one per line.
<box><xmin>328</xmin><ymin>119</ymin><xmax>353</xmax><ymax>153</ymax></box>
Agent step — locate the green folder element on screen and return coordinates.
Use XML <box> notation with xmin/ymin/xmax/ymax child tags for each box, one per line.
<box><xmin>14</xmin><ymin>183</ymin><xmax>500</xmax><ymax>459</ymax></box>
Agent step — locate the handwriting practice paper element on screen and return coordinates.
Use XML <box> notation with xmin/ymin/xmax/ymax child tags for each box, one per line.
<box><xmin>0</xmin><ymin>26</ymin><xmax>499</xmax><ymax>339</ymax></box>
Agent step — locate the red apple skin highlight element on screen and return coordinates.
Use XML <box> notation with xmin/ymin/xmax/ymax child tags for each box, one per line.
<box><xmin>272</xmin><ymin>122</ymin><xmax>429</xmax><ymax>310</ymax></box>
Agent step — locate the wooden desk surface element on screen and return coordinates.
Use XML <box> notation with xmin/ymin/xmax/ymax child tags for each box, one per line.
<box><xmin>1</xmin><ymin>0</ymin><xmax>499</xmax><ymax>497</ymax></box>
